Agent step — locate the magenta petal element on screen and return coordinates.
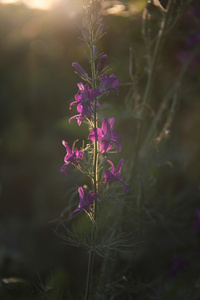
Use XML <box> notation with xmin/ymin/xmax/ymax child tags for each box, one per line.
<box><xmin>108</xmin><ymin>117</ymin><xmax>115</xmax><ymax>130</ymax></box>
<box><xmin>104</xmin><ymin>170</ymin><xmax>114</xmax><ymax>182</ymax></box>
<box><xmin>78</xmin><ymin>186</ymin><xmax>85</xmax><ymax>201</ymax></box>
<box><xmin>62</xmin><ymin>140</ymin><xmax>72</xmax><ymax>155</ymax></box>
<box><xmin>106</xmin><ymin>160</ymin><xmax>115</xmax><ymax>172</ymax></box>
<box><xmin>90</xmin><ymin>89</ymin><xmax>101</xmax><ymax>101</ymax></box>
<box><xmin>100</xmin><ymin>140</ymin><xmax>112</xmax><ymax>153</ymax></box>
<box><xmin>60</xmin><ymin>163</ymin><xmax>71</xmax><ymax>175</ymax></box>
<box><xmin>122</xmin><ymin>181</ymin><xmax>129</xmax><ymax>193</ymax></box>
<box><xmin>70</xmin><ymin>209</ymin><xmax>78</xmax><ymax>217</ymax></box>
<box><xmin>87</xmin><ymin>191</ymin><xmax>100</xmax><ymax>205</ymax></box>
<box><xmin>69</xmin><ymin>101</ymin><xmax>77</xmax><ymax>108</ymax></box>
<box><xmin>112</xmin><ymin>130</ymin><xmax>123</xmax><ymax>140</ymax></box>
<box><xmin>101</xmin><ymin>119</ymin><xmax>109</xmax><ymax>135</ymax></box>
<box><xmin>69</xmin><ymin>115</ymin><xmax>79</xmax><ymax>123</ymax></box>
<box><xmin>113</xmin><ymin>141</ymin><xmax>121</xmax><ymax>152</ymax></box>
<box><xmin>89</xmin><ymin>128</ymin><xmax>103</xmax><ymax>141</ymax></box>
<box><xmin>77</xmin><ymin>116</ymin><xmax>84</xmax><ymax>126</ymax></box>
<box><xmin>115</xmin><ymin>159</ymin><xmax>124</xmax><ymax>173</ymax></box>
<box><xmin>70</xmin><ymin>188</ymin><xmax>99</xmax><ymax>217</ymax></box>
<box><xmin>96</xmin><ymin>101</ymin><xmax>101</xmax><ymax>108</ymax></box>
<box><xmin>77</xmin><ymin>103</ymin><xmax>84</xmax><ymax>113</ymax></box>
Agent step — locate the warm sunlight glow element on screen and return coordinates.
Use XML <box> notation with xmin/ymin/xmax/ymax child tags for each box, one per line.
<box><xmin>0</xmin><ymin>0</ymin><xmax>18</xmax><ymax>3</ymax></box>
<box><xmin>106</xmin><ymin>4</ymin><xmax>125</xmax><ymax>15</ymax></box>
<box><xmin>24</xmin><ymin>0</ymin><xmax>55</xmax><ymax>10</ymax></box>
<box><xmin>0</xmin><ymin>0</ymin><xmax>61</xmax><ymax>10</ymax></box>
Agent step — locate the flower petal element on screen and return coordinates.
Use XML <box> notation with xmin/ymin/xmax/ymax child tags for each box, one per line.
<box><xmin>112</xmin><ymin>140</ymin><xmax>121</xmax><ymax>152</ymax></box>
<box><xmin>78</xmin><ymin>186</ymin><xmax>85</xmax><ymax>202</ymax></box>
<box><xmin>115</xmin><ymin>159</ymin><xmax>124</xmax><ymax>174</ymax></box>
<box><xmin>111</xmin><ymin>130</ymin><xmax>123</xmax><ymax>140</ymax></box>
<box><xmin>89</xmin><ymin>128</ymin><xmax>103</xmax><ymax>141</ymax></box>
<box><xmin>106</xmin><ymin>160</ymin><xmax>115</xmax><ymax>173</ymax></box>
<box><xmin>87</xmin><ymin>191</ymin><xmax>100</xmax><ymax>205</ymax></box>
<box><xmin>100</xmin><ymin>140</ymin><xmax>112</xmax><ymax>153</ymax></box>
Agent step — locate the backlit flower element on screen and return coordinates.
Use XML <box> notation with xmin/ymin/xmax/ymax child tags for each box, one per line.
<box><xmin>104</xmin><ymin>159</ymin><xmax>129</xmax><ymax>193</ymax></box>
<box><xmin>89</xmin><ymin>118</ymin><xmax>122</xmax><ymax>153</ymax></box>
<box><xmin>70</xmin><ymin>186</ymin><xmax>100</xmax><ymax>217</ymax></box>
<box><xmin>69</xmin><ymin>103</ymin><xmax>92</xmax><ymax>126</ymax></box>
<box><xmin>60</xmin><ymin>140</ymin><xmax>83</xmax><ymax>175</ymax></box>
<box><xmin>99</xmin><ymin>74</ymin><xmax>119</xmax><ymax>95</ymax></box>
<box><xmin>70</xmin><ymin>82</ymin><xmax>101</xmax><ymax>108</ymax></box>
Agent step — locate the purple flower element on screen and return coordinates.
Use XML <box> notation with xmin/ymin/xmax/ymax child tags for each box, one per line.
<box><xmin>97</xmin><ymin>54</ymin><xmax>107</xmax><ymax>73</ymax></box>
<box><xmin>60</xmin><ymin>140</ymin><xmax>83</xmax><ymax>175</ymax></box>
<box><xmin>89</xmin><ymin>117</ymin><xmax>122</xmax><ymax>153</ymax></box>
<box><xmin>70</xmin><ymin>186</ymin><xmax>100</xmax><ymax>217</ymax></box>
<box><xmin>170</xmin><ymin>252</ymin><xmax>189</xmax><ymax>277</ymax></box>
<box><xmin>70</xmin><ymin>82</ymin><xmax>101</xmax><ymax>108</ymax></box>
<box><xmin>104</xmin><ymin>159</ymin><xmax>129</xmax><ymax>193</ymax></box>
<box><xmin>99</xmin><ymin>74</ymin><xmax>119</xmax><ymax>95</ymax></box>
<box><xmin>69</xmin><ymin>103</ymin><xmax>92</xmax><ymax>126</ymax></box>
<box><xmin>72</xmin><ymin>62</ymin><xmax>87</xmax><ymax>78</ymax></box>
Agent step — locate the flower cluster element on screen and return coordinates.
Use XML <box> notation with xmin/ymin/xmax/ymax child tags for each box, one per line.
<box><xmin>60</xmin><ymin>0</ymin><xmax>129</xmax><ymax>217</ymax></box>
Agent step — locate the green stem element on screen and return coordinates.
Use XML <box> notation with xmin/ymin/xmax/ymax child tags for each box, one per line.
<box><xmin>132</xmin><ymin>0</ymin><xmax>173</xmax><ymax>174</ymax></box>
<box><xmin>84</xmin><ymin>33</ymin><xmax>99</xmax><ymax>300</ymax></box>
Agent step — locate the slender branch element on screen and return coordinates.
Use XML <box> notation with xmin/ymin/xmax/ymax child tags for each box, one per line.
<box><xmin>141</xmin><ymin>0</ymin><xmax>173</xmax><ymax>113</ymax></box>
<box><xmin>84</xmin><ymin>29</ymin><xmax>99</xmax><ymax>300</ymax></box>
<box><xmin>131</xmin><ymin>0</ymin><xmax>174</xmax><ymax>175</ymax></box>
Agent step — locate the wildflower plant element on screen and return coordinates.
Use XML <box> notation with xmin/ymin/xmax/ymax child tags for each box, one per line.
<box><xmin>58</xmin><ymin>0</ymin><xmax>200</xmax><ymax>299</ymax></box>
<box><xmin>60</xmin><ymin>0</ymin><xmax>129</xmax><ymax>298</ymax></box>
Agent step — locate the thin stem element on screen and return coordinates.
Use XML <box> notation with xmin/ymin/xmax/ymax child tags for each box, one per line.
<box><xmin>141</xmin><ymin>0</ymin><xmax>173</xmax><ymax>114</ymax></box>
<box><xmin>131</xmin><ymin>0</ymin><xmax>173</xmax><ymax>174</ymax></box>
<box><xmin>84</xmin><ymin>30</ymin><xmax>99</xmax><ymax>300</ymax></box>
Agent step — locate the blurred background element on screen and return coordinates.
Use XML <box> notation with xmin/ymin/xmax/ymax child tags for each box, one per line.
<box><xmin>0</xmin><ymin>0</ymin><xmax>200</xmax><ymax>298</ymax></box>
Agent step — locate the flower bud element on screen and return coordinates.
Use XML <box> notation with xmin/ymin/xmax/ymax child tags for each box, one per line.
<box><xmin>82</xmin><ymin>27</ymin><xmax>90</xmax><ymax>41</ymax></box>
<box><xmin>82</xmin><ymin>18</ymin><xmax>88</xmax><ymax>28</ymax></box>
<box><xmin>91</xmin><ymin>11</ymin><xmax>99</xmax><ymax>26</ymax></box>
<box><xmin>72</xmin><ymin>62</ymin><xmax>87</xmax><ymax>77</ymax></box>
<box><xmin>97</xmin><ymin>54</ymin><xmax>107</xmax><ymax>73</ymax></box>
<box><xmin>95</xmin><ymin>23</ymin><xmax>104</xmax><ymax>40</ymax></box>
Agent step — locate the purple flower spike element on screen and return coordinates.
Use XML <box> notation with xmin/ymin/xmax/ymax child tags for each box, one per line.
<box><xmin>97</xmin><ymin>54</ymin><xmax>107</xmax><ymax>73</ymax></box>
<box><xmin>70</xmin><ymin>82</ymin><xmax>101</xmax><ymax>108</ymax></box>
<box><xmin>99</xmin><ymin>74</ymin><xmax>119</xmax><ymax>95</ymax></box>
<box><xmin>72</xmin><ymin>62</ymin><xmax>87</xmax><ymax>78</ymax></box>
<box><xmin>70</xmin><ymin>186</ymin><xmax>100</xmax><ymax>217</ymax></box>
<box><xmin>104</xmin><ymin>159</ymin><xmax>129</xmax><ymax>193</ymax></box>
<box><xmin>60</xmin><ymin>140</ymin><xmax>83</xmax><ymax>175</ymax></box>
<box><xmin>89</xmin><ymin>118</ymin><xmax>122</xmax><ymax>153</ymax></box>
<box><xmin>69</xmin><ymin>103</ymin><xmax>92</xmax><ymax>126</ymax></box>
